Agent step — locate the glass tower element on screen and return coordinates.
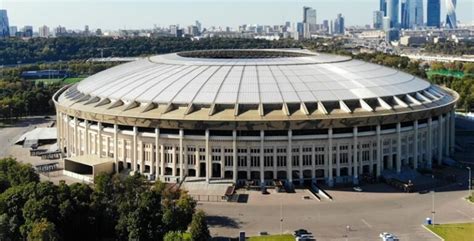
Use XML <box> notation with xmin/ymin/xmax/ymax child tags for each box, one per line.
<box><xmin>445</xmin><ymin>0</ymin><xmax>457</xmax><ymax>28</ymax></box>
<box><xmin>0</xmin><ymin>10</ymin><xmax>9</xmax><ymax>38</ymax></box>
<box><xmin>386</xmin><ymin>0</ymin><xmax>399</xmax><ymax>28</ymax></box>
<box><xmin>427</xmin><ymin>0</ymin><xmax>441</xmax><ymax>28</ymax></box>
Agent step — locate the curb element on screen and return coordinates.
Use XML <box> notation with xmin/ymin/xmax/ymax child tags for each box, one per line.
<box><xmin>421</xmin><ymin>225</ymin><xmax>445</xmax><ymax>241</ymax></box>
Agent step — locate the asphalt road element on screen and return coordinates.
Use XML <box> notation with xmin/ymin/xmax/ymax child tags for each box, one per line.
<box><xmin>200</xmin><ymin>182</ymin><xmax>474</xmax><ymax>241</ymax></box>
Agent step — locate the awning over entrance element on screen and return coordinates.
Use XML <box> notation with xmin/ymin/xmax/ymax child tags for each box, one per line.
<box><xmin>64</xmin><ymin>155</ymin><xmax>114</xmax><ymax>183</ymax></box>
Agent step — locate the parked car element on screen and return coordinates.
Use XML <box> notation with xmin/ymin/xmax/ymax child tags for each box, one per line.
<box><xmin>293</xmin><ymin>229</ymin><xmax>310</xmax><ymax>237</ymax></box>
<box><xmin>379</xmin><ymin>232</ymin><xmax>399</xmax><ymax>241</ymax></box>
<box><xmin>353</xmin><ymin>186</ymin><xmax>363</xmax><ymax>192</ymax></box>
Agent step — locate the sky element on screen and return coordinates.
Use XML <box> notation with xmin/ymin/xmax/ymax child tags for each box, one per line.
<box><xmin>1</xmin><ymin>0</ymin><xmax>473</xmax><ymax>30</ymax></box>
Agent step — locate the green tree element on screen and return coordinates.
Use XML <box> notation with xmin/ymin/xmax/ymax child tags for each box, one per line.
<box><xmin>189</xmin><ymin>210</ymin><xmax>211</xmax><ymax>241</ymax></box>
<box><xmin>164</xmin><ymin>231</ymin><xmax>189</xmax><ymax>241</ymax></box>
<box><xmin>27</xmin><ymin>218</ymin><xmax>58</xmax><ymax>241</ymax></box>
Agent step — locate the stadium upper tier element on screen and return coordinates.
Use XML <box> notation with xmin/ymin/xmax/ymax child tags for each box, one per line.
<box><xmin>58</xmin><ymin>49</ymin><xmax>456</xmax><ymax>122</ymax></box>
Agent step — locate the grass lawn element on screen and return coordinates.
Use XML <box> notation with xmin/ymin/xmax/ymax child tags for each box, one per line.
<box><xmin>63</xmin><ymin>77</ymin><xmax>85</xmax><ymax>84</ymax></box>
<box><xmin>426</xmin><ymin>223</ymin><xmax>474</xmax><ymax>241</ymax></box>
<box><xmin>426</xmin><ymin>69</ymin><xmax>465</xmax><ymax>79</ymax></box>
<box><xmin>248</xmin><ymin>234</ymin><xmax>294</xmax><ymax>241</ymax></box>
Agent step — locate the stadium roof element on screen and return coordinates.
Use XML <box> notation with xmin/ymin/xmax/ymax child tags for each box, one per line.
<box><xmin>58</xmin><ymin>49</ymin><xmax>455</xmax><ymax>120</ymax></box>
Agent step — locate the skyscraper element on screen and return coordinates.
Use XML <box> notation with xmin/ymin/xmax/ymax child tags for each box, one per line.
<box><xmin>334</xmin><ymin>14</ymin><xmax>345</xmax><ymax>35</ymax></box>
<box><xmin>373</xmin><ymin>11</ymin><xmax>384</xmax><ymax>29</ymax></box>
<box><xmin>401</xmin><ymin>0</ymin><xmax>409</xmax><ymax>29</ymax></box>
<box><xmin>303</xmin><ymin>6</ymin><xmax>317</xmax><ymax>38</ymax></box>
<box><xmin>445</xmin><ymin>0</ymin><xmax>457</xmax><ymax>29</ymax></box>
<box><xmin>0</xmin><ymin>9</ymin><xmax>9</xmax><ymax>38</ymax></box>
<box><xmin>427</xmin><ymin>0</ymin><xmax>441</xmax><ymax>28</ymax></box>
<box><xmin>380</xmin><ymin>0</ymin><xmax>387</xmax><ymax>16</ymax></box>
<box><xmin>38</xmin><ymin>25</ymin><xmax>50</xmax><ymax>38</ymax></box>
<box><xmin>386</xmin><ymin>0</ymin><xmax>399</xmax><ymax>28</ymax></box>
<box><xmin>408</xmin><ymin>0</ymin><xmax>424</xmax><ymax>29</ymax></box>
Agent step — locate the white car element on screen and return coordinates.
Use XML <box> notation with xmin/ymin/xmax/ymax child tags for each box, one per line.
<box><xmin>353</xmin><ymin>186</ymin><xmax>363</xmax><ymax>192</ymax></box>
<box><xmin>379</xmin><ymin>232</ymin><xmax>399</xmax><ymax>241</ymax></box>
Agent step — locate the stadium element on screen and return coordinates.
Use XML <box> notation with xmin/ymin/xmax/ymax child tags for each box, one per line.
<box><xmin>53</xmin><ymin>49</ymin><xmax>458</xmax><ymax>186</ymax></box>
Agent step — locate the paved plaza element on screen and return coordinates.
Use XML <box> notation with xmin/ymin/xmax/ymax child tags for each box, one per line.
<box><xmin>200</xmin><ymin>182</ymin><xmax>474</xmax><ymax>241</ymax></box>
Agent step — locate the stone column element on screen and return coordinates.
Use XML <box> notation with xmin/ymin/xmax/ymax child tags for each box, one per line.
<box><xmin>414</xmin><ymin>120</ymin><xmax>419</xmax><ymax>170</ymax></box>
<box><xmin>396</xmin><ymin>123</ymin><xmax>402</xmax><ymax>173</ymax></box>
<box><xmin>205</xmin><ymin>129</ymin><xmax>210</xmax><ymax>183</ymax></box>
<box><xmin>376</xmin><ymin>125</ymin><xmax>382</xmax><ymax>177</ymax></box>
<box><xmin>445</xmin><ymin>113</ymin><xmax>450</xmax><ymax>155</ymax></box>
<box><xmin>66</xmin><ymin>117</ymin><xmax>71</xmax><ymax>157</ymax></box>
<box><xmin>450</xmin><ymin>110</ymin><xmax>455</xmax><ymax>156</ymax></box>
<box><xmin>369</xmin><ymin>140</ymin><xmax>374</xmax><ymax>174</ymax></box>
<box><xmin>172</xmin><ymin>145</ymin><xmax>177</xmax><ymax>177</ymax></box>
<box><xmin>327</xmin><ymin>128</ymin><xmax>334</xmax><ymax>186</ymax></box>
<box><xmin>273</xmin><ymin>146</ymin><xmax>277</xmax><ymax>181</ymax></box>
<box><xmin>132</xmin><ymin>126</ymin><xmax>138</xmax><ymax>172</ymax></box>
<box><xmin>299</xmin><ymin>146</ymin><xmax>303</xmax><ymax>184</ymax></box>
<box><xmin>160</xmin><ymin>145</ymin><xmax>165</xmax><ymax>178</ymax></box>
<box><xmin>114</xmin><ymin>124</ymin><xmax>119</xmax><ymax>173</ymax></box>
<box><xmin>155</xmin><ymin>128</ymin><xmax>160</xmax><ymax>178</ymax></box>
<box><xmin>73</xmin><ymin>117</ymin><xmax>78</xmax><ymax>156</ymax></box>
<box><xmin>287</xmin><ymin>130</ymin><xmax>293</xmax><ymax>183</ymax></box>
<box><xmin>97</xmin><ymin>122</ymin><xmax>102</xmax><ymax>157</ymax></box>
<box><xmin>311</xmin><ymin>144</ymin><xmax>316</xmax><ymax>180</ymax></box>
<box><xmin>336</xmin><ymin>143</ymin><xmax>341</xmax><ymax>178</ymax></box>
<box><xmin>195</xmin><ymin>149</ymin><xmax>200</xmax><ymax>178</ymax></box>
<box><xmin>353</xmin><ymin>127</ymin><xmax>359</xmax><ymax>184</ymax></box>
<box><xmin>427</xmin><ymin>118</ymin><xmax>433</xmax><ymax>168</ymax></box>
<box><xmin>84</xmin><ymin>120</ymin><xmax>89</xmax><ymax>154</ymax></box>
<box><xmin>179</xmin><ymin>129</ymin><xmax>184</xmax><ymax>180</ymax></box>
<box><xmin>438</xmin><ymin>115</ymin><xmax>443</xmax><ymax>165</ymax></box>
<box><xmin>260</xmin><ymin>130</ymin><xmax>265</xmax><ymax>186</ymax></box>
<box><xmin>233</xmin><ymin>130</ymin><xmax>238</xmax><ymax>183</ymax></box>
<box><xmin>139</xmin><ymin>141</ymin><xmax>144</xmax><ymax>174</ymax></box>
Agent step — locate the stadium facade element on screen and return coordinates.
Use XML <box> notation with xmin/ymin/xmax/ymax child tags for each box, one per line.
<box><xmin>53</xmin><ymin>49</ymin><xmax>458</xmax><ymax>186</ymax></box>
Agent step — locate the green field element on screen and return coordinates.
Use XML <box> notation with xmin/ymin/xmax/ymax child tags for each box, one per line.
<box><xmin>426</xmin><ymin>70</ymin><xmax>465</xmax><ymax>79</ymax></box>
<box><xmin>63</xmin><ymin>77</ymin><xmax>85</xmax><ymax>84</ymax></box>
<box><xmin>32</xmin><ymin>77</ymin><xmax>86</xmax><ymax>85</ymax></box>
<box><xmin>427</xmin><ymin>223</ymin><xmax>474</xmax><ymax>241</ymax></box>
<box><xmin>248</xmin><ymin>234</ymin><xmax>294</xmax><ymax>241</ymax></box>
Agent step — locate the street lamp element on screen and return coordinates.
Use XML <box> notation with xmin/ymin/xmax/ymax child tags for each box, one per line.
<box><xmin>431</xmin><ymin>175</ymin><xmax>435</xmax><ymax>226</ymax></box>
<box><xmin>467</xmin><ymin>167</ymin><xmax>472</xmax><ymax>199</ymax></box>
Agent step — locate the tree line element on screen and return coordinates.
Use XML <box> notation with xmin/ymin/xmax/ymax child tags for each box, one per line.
<box><xmin>0</xmin><ymin>157</ymin><xmax>211</xmax><ymax>241</ymax></box>
<box><xmin>0</xmin><ymin>37</ymin><xmax>300</xmax><ymax>65</ymax></box>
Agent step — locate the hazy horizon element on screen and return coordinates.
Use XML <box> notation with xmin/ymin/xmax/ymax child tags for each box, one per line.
<box><xmin>1</xmin><ymin>0</ymin><xmax>473</xmax><ymax>30</ymax></box>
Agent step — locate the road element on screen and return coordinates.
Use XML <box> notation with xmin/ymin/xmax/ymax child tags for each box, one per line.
<box><xmin>200</xmin><ymin>182</ymin><xmax>474</xmax><ymax>241</ymax></box>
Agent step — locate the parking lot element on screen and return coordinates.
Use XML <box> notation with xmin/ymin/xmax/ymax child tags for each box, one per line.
<box><xmin>200</xmin><ymin>181</ymin><xmax>474</xmax><ymax>241</ymax></box>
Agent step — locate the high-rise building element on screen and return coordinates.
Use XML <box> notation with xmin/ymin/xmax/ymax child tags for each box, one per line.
<box><xmin>427</xmin><ymin>0</ymin><xmax>441</xmax><ymax>28</ymax></box>
<box><xmin>383</xmin><ymin>17</ymin><xmax>391</xmax><ymax>31</ymax></box>
<box><xmin>0</xmin><ymin>9</ymin><xmax>9</xmax><ymax>38</ymax></box>
<box><xmin>408</xmin><ymin>0</ymin><xmax>424</xmax><ymax>29</ymax></box>
<box><xmin>401</xmin><ymin>0</ymin><xmax>409</xmax><ymax>29</ymax></box>
<box><xmin>38</xmin><ymin>25</ymin><xmax>50</xmax><ymax>38</ymax></box>
<box><xmin>373</xmin><ymin>11</ymin><xmax>384</xmax><ymax>29</ymax></box>
<box><xmin>386</xmin><ymin>0</ymin><xmax>399</xmax><ymax>28</ymax></box>
<box><xmin>322</xmin><ymin>20</ymin><xmax>329</xmax><ymax>32</ymax></box>
<box><xmin>303</xmin><ymin>6</ymin><xmax>317</xmax><ymax>38</ymax></box>
<box><xmin>334</xmin><ymin>14</ymin><xmax>345</xmax><ymax>35</ymax></box>
<box><xmin>445</xmin><ymin>0</ymin><xmax>457</xmax><ymax>29</ymax></box>
<box><xmin>9</xmin><ymin>26</ymin><xmax>17</xmax><ymax>37</ymax></box>
<box><xmin>22</xmin><ymin>26</ymin><xmax>33</xmax><ymax>38</ymax></box>
<box><xmin>195</xmin><ymin>20</ymin><xmax>202</xmax><ymax>33</ymax></box>
<box><xmin>380</xmin><ymin>0</ymin><xmax>387</xmax><ymax>16</ymax></box>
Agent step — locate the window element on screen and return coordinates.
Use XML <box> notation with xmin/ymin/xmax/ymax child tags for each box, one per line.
<box><xmin>315</xmin><ymin>154</ymin><xmax>324</xmax><ymax>166</ymax></box>
<box><xmin>251</xmin><ymin>156</ymin><xmax>260</xmax><ymax>167</ymax></box>
<box><xmin>277</xmin><ymin>156</ymin><xmax>287</xmax><ymax>167</ymax></box>
<box><xmin>225</xmin><ymin>156</ymin><xmax>233</xmax><ymax>167</ymax></box>
<box><xmin>303</xmin><ymin>154</ymin><xmax>312</xmax><ymax>166</ymax></box>
<box><xmin>292</xmin><ymin>155</ymin><xmax>299</xmax><ymax>167</ymax></box>
<box><xmin>264</xmin><ymin>156</ymin><xmax>273</xmax><ymax>167</ymax></box>
<box><xmin>238</xmin><ymin>156</ymin><xmax>247</xmax><ymax>167</ymax></box>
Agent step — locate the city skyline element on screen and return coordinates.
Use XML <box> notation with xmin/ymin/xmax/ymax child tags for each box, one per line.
<box><xmin>1</xmin><ymin>0</ymin><xmax>473</xmax><ymax>30</ymax></box>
